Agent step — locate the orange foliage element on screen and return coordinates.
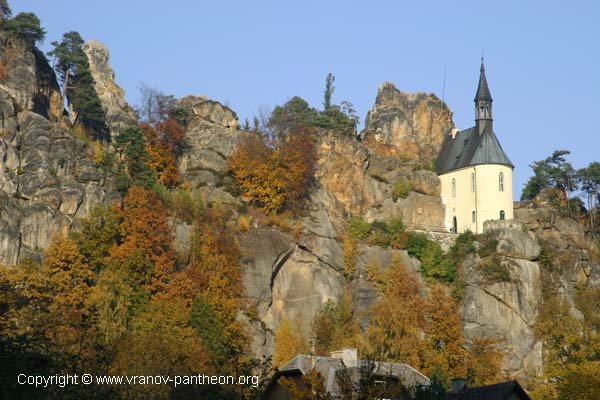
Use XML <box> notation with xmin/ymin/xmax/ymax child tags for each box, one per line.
<box><xmin>109</xmin><ymin>186</ymin><xmax>177</xmax><ymax>292</ymax></box>
<box><xmin>141</xmin><ymin>118</ymin><xmax>185</xmax><ymax>187</ymax></box>
<box><xmin>228</xmin><ymin>129</ymin><xmax>316</xmax><ymax>213</ymax></box>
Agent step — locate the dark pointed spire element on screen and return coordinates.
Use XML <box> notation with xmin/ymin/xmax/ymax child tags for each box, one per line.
<box><xmin>474</xmin><ymin>57</ymin><xmax>493</xmax><ymax>102</ymax></box>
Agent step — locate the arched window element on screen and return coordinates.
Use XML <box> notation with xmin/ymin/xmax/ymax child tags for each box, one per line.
<box><xmin>452</xmin><ymin>178</ymin><xmax>456</xmax><ymax>198</ymax></box>
<box><xmin>500</xmin><ymin>210</ymin><xmax>505</xmax><ymax>220</ymax></box>
<box><xmin>499</xmin><ymin>172</ymin><xmax>504</xmax><ymax>192</ymax></box>
<box><xmin>472</xmin><ymin>211</ymin><xmax>476</xmax><ymax>223</ymax></box>
<box><xmin>470</xmin><ymin>173</ymin><xmax>475</xmax><ymax>192</ymax></box>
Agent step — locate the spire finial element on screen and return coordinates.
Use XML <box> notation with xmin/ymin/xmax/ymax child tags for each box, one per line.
<box><xmin>480</xmin><ymin>52</ymin><xmax>485</xmax><ymax>71</ymax></box>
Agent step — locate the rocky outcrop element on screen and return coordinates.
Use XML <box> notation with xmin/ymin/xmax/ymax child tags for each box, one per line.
<box><xmin>314</xmin><ymin>131</ymin><xmax>444</xmax><ymax>231</ymax></box>
<box><xmin>0</xmin><ymin>35</ymin><xmax>63</xmax><ymax>121</ymax></box>
<box><xmin>177</xmin><ymin>95</ymin><xmax>240</xmax><ymax>204</ymax></box>
<box><xmin>0</xmin><ymin>108</ymin><xmax>119</xmax><ymax>265</ymax></box>
<box><xmin>461</xmin><ymin>223</ymin><xmax>543</xmax><ymax>377</ymax></box>
<box><xmin>361</xmin><ymin>82</ymin><xmax>453</xmax><ymax>164</ymax></box>
<box><xmin>83</xmin><ymin>41</ymin><xmax>137</xmax><ymax>138</ymax></box>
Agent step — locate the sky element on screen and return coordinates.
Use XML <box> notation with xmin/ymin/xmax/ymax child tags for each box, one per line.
<box><xmin>14</xmin><ymin>0</ymin><xmax>600</xmax><ymax>199</ymax></box>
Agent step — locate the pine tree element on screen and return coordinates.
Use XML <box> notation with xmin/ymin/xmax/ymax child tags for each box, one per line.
<box><xmin>4</xmin><ymin>12</ymin><xmax>45</xmax><ymax>46</ymax></box>
<box><xmin>48</xmin><ymin>31</ymin><xmax>108</xmax><ymax>140</ymax></box>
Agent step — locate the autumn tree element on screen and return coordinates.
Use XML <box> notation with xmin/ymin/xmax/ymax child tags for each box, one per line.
<box><xmin>280</xmin><ymin>369</ymin><xmax>331</xmax><ymax>400</ymax></box>
<box><xmin>109</xmin><ymin>186</ymin><xmax>176</xmax><ymax>295</ymax></box>
<box><xmin>311</xmin><ymin>288</ymin><xmax>361</xmax><ymax>355</ymax></box>
<box><xmin>228</xmin><ymin>128</ymin><xmax>316</xmax><ymax>213</ymax></box>
<box><xmin>365</xmin><ymin>257</ymin><xmax>426</xmax><ymax>366</ymax></box>
<box><xmin>422</xmin><ymin>286</ymin><xmax>468</xmax><ymax>384</ymax></box>
<box><xmin>556</xmin><ymin>361</ymin><xmax>600</xmax><ymax>400</ymax></box>
<box><xmin>141</xmin><ymin>118</ymin><xmax>186</xmax><ymax>187</ymax></box>
<box><xmin>273</xmin><ymin>319</ymin><xmax>309</xmax><ymax>367</ymax></box>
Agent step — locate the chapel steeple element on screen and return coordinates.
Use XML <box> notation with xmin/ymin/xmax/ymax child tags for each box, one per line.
<box><xmin>474</xmin><ymin>58</ymin><xmax>492</xmax><ymax>131</ymax></box>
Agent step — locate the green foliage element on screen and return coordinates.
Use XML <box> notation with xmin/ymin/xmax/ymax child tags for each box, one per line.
<box><xmin>267</xmin><ymin>96</ymin><xmax>318</xmax><ymax>139</ymax></box>
<box><xmin>4</xmin><ymin>12</ymin><xmax>46</xmax><ymax>45</ymax></box>
<box><xmin>407</xmin><ymin>233</ymin><xmax>454</xmax><ymax>283</ymax></box>
<box><xmin>479</xmin><ymin>255</ymin><xmax>511</xmax><ymax>283</ymax></box>
<box><xmin>323</xmin><ymin>72</ymin><xmax>334</xmax><ymax>110</ymax></box>
<box><xmin>348</xmin><ymin>216</ymin><xmax>372</xmax><ymax>239</ymax></box>
<box><xmin>190</xmin><ymin>294</ymin><xmax>226</xmax><ymax>364</ymax></box>
<box><xmin>521</xmin><ymin>149</ymin><xmax>577</xmax><ymax>200</ymax></box>
<box><xmin>49</xmin><ymin>31</ymin><xmax>108</xmax><ymax>140</ymax></box>
<box><xmin>153</xmin><ymin>185</ymin><xmax>204</xmax><ymax>223</ymax></box>
<box><xmin>113</xmin><ymin>126</ymin><xmax>156</xmax><ymax>193</ymax></box>
<box><xmin>392</xmin><ymin>178</ymin><xmax>412</xmax><ymax>200</ymax></box>
<box><xmin>410</xmin><ymin>376</ymin><xmax>448</xmax><ymax>400</ymax></box>
<box><xmin>476</xmin><ymin>232</ymin><xmax>498</xmax><ymax>258</ymax></box>
<box><xmin>267</xmin><ymin>75</ymin><xmax>358</xmax><ymax>139</ymax></box>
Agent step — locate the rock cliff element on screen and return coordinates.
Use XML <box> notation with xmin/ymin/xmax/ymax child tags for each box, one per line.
<box><xmin>83</xmin><ymin>41</ymin><xmax>137</xmax><ymax>139</ymax></box>
<box><xmin>2</xmin><ymin>37</ymin><xmax>597</xmax><ymax>383</ymax></box>
<box><xmin>361</xmin><ymin>82</ymin><xmax>453</xmax><ymax>165</ymax></box>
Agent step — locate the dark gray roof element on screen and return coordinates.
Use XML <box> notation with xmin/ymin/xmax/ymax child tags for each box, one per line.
<box><xmin>435</xmin><ymin>124</ymin><xmax>513</xmax><ymax>174</ymax></box>
<box><xmin>446</xmin><ymin>380</ymin><xmax>530</xmax><ymax>400</ymax></box>
<box><xmin>273</xmin><ymin>354</ymin><xmax>430</xmax><ymax>396</ymax></box>
<box><xmin>475</xmin><ymin>61</ymin><xmax>493</xmax><ymax>102</ymax></box>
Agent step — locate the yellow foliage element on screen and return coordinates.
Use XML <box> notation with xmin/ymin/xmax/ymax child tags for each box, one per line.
<box><xmin>273</xmin><ymin>319</ymin><xmax>309</xmax><ymax>367</ymax></box>
<box><xmin>341</xmin><ymin>233</ymin><xmax>357</xmax><ymax>280</ymax></box>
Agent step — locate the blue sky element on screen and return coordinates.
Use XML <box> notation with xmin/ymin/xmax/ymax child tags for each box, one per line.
<box><xmin>14</xmin><ymin>0</ymin><xmax>600</xmax><ymax>199</ymax></box>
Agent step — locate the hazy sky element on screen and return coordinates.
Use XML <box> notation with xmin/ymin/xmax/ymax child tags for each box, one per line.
<box><xmin>14</xmin><ymin>0</ymin><xmax>600</xmax><ymax>199</ymax></box>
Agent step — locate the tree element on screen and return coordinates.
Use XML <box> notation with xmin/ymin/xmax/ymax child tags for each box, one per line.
<box><xmin>48</xmin><ymin>32</ymin><xmax>84</xmax><ymax>103</ymax></box>
<box><xmin>267</xmin><ymin>96</ymin><xmax>318</xmax><ymax>139</ymax></box>
<box><xmin>48</xmin><ymin>31</ymin><xmax>108</xmax><ymax>139</ymax></box>
<box><xmin>578</xmin><ymin>162</ymin><xmax>600</xmax><ymax>230</ymax></box>
<box><xmin>136</xmin><ymin>83</ymin><xmax>177</xmax><ymax>125</ymax></box>
<box><xmin>556</xmin><ymin>361</ymin><xmax>600</xmax><ymax>400</ymax></box>
<box><xmin>228</xmin><ymin>128</ymin><xmax>317</xmax><ymax>213</ymax></box>
<box><xmin>114</xmin><ymin>126</ymin><xmax>156</xmax><ymax>192</ymax></box>
<box><xmin>323</xmin><ymin>73</ymin><xmax>335</xmax><ymax>110</ymax></box>
<box><xmin>311</xmin><ymin>289</ymin><xmax>361</xmax><ymax>355</ymax></box>
<box><xmin>141</xmin><ymin>118</ymin><xmax>185</xmax><ymax>187</ymax></box>
<box><xmin>521</xmin><ymin>150</ymin><xmax>577</xmax><ymax>201</ymax></box>
<box><xmin>365</xmin><ymin>257</ymin><xmax>426</xmax><ymax>366</ymax></box>
<box><xmin>110</xmin><ymin>186</ymin><xmax>176</xmax><ymax>293</ymax></box>
<box><xmin>423</xmin><ymin>286</ymin><xmax>468</xmax><ymax>384</ymax></box>
<box><xmin>273</xmin><ymin>319</ymin><xmax>308</xmax><ymax>367</ymax></box>
<box><xmin>4</xmin><ymin>12</ymin><xmax>46</xmax><ymax>46</ymax></box>
<box><xmin>0</xmin><ymin>0</ymin><xmax>11</xmax><ymax>21</ymax></box>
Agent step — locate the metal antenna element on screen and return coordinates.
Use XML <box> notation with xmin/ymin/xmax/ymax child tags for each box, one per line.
<box><xmin>442</xmin><ymin>64</ymin><xmax>447</xmax><ymax>103</ymax></box>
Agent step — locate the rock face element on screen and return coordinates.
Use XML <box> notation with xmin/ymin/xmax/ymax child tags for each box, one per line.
<box><xmin>314</xmin><ymin>131</ymin><xmax>445</xmax><ymax>231</ymax></box>
<box><xmin>177</xmin><ymin>95</ymin><xmax>240</xmax><ymax>204</ymax></box>
<box><xmin>0</xmin><ymin>36</ymin><xmax>63</xmax><ymax>120</ymax></box>
<box><xmin>0</xmin><ymin>109</ymin><xmax>119</xmax><ymax>265</ymax></box>
<box><xmin>0</xmin><ymin>39</ymin><xmax>119</xmax><ymax>265</ymax></box>
<box><xmin>461</xmin><ymin>222</ymin><xmax>543</xmax><ymax>377</ymax></box>
<box><xmin>361</xmin><ymin>82</ymin><xmax>453</xmax><ymax>164</ymax></box>
<box><xmin>83</xmin><ymin>41</ymin><xmax>137</xmax><ymax>138</ymax></box>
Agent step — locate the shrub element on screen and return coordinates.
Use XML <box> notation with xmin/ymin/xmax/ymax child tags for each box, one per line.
<box><xmin>348</xmin><ymin>216</ymin><xmax>371</xmax><ymax>239</ymax></box>
<box><xmin>392</xmin><ymin>178</ymin><xmax>412</xmax><ymax>201</ymax></box>
<box><xmin>480</xmin><ymin>255</ymin><xmax>511</xmax><ymax>283</ymax></box>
